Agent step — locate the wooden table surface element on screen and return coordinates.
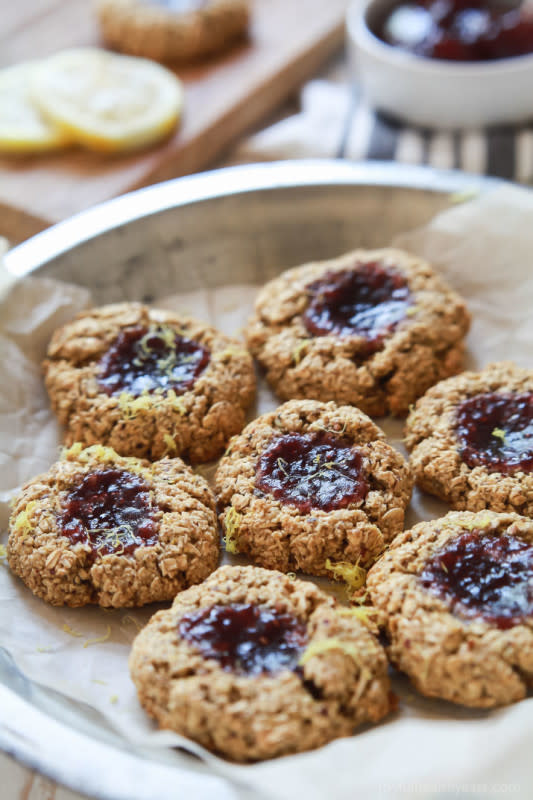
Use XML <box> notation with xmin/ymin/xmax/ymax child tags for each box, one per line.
<box><xmin>0</xmin><ymin>0</ymin><xmax>349</xmax><ymax>242</ymax></box>
<box><xmin>2</xmin><ymin>752</ymin><xmax>90</xmax><ymax>800</ymax></box>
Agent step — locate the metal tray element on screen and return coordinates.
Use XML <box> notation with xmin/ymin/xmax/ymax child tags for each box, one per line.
<box><xmin>0</xmin><ymin>161</ymin><xmax>495</xmax><ymax>800</ymax></box>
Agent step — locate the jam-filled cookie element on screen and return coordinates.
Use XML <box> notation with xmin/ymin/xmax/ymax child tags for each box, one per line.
<box><xmin>129</xmin><ymin>564</ymin><xmax>392</xmax><ymax>761</ymax></box>
<box><xmin>214</xmin><ymin>399</ymin><xmax>413</xmax><ymax>577</ymax></box>
<box><xmin>245</xmin><ymin>247</ymin><xmax>470</xmax><ymax>417</ymax></box>
<box><xmin>95</xmin><ymin>0</ymin><xmax>250</xmax><ymax>63</ymax></box>
<box><xmin>367</xmin><ymin>510</ymin><xmax>533</xmax><ymax>707</ymax></box>
<box><xmin>405</xmin><ymin>362</ymin><xmax>533</xmax><ymax>515</ymax></box>
<box><xmin>7</xmin><ymin>444</ymin><xmax>219</xmax><ymax>607</ymax></box>
<box><xmin>43</xmin><ymin>302</ymin><xmax>255</xmax><ymax>463</ymax></box>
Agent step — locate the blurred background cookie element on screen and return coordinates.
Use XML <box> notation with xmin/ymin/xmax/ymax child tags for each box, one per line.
<box><xmin>245</xmin><ymin>247</ymin><xmax>470</xmax><ymax>417</ymax></box>
<box><xmin>368</xmin><ymin>510</ymin><xmax>533</xmax><ymax>707</ymax></box>
<box><xmin>7</xmin><ymin>445</ymin><xmax>219</xmax><ymax>607</ymax></box>
<box><xmin>95</xmin><ymin>0</ymin><xmax>250</xmax><ymax>63</ymax></box>
<box><xmin>405</xmin><ymin>362</ymin><xmax>533</xmax><ymax>515</ymax></box>
<box><xmin>43</xmin><ymin>302</ymin><xmax>255</xmax><ymax>462</ymax></box>
<box><xmin>130</xmin><ymin>564</ymin><xmax>392</xmax><ymax>760</ymax></box>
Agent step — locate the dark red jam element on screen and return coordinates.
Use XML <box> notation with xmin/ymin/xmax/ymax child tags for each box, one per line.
<box><xmin>374</xmin><ymin>0</ymin><xmax>533</xmax><ymax>61</ymax></box>
<box><xmin>302</xmin><ymin>263</ymin><xmax>411</xmax><ymax>355</ymax></box>
<box><xmin>419</xmin><ymin>529</ymin><xmax>533</xmax><ymax>629</ymax></box>
<box><xmin>97</xmin><ymin>325</ymin><xmax>210</xmax><ymax>397</ymax></box>
<box><xmin>150</xmin><ymin>0</ymin><xmax>207</xmax><ymax>8</ymax></box>
<box><xmin>255</xmin><ymin>432</ymin><xmax>369</xmax><ymax>513</ymax></box>
<box><xmin>178</xmin><ymin>603</ymin><xmax>308</xmax><ymax>675</ymax></box>
<box><xmin>60</xmin><ymin>469</ymin><xmax>158</xmax><ymax>558</ymax></box>
<box><xmin>455</xmin><ymin>392</ymin><xmax>533</xmax><ymax>475</ymax></box>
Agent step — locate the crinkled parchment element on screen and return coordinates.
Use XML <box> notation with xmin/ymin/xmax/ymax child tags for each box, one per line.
<box><xmin>1</xmin><ymin>186</ymin><xmax>532</xmax><ymax>800</ymax></box>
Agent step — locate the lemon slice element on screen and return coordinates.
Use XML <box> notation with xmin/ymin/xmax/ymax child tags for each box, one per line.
<box><xmin>32</xmin><ymin>48</ymin><xmax>184</xmax><ymax>153</ymax></box>
<box><xmin>0</xmin><ymin>62</ymin><xmax>72</xmax><ymax>154</ymax></box>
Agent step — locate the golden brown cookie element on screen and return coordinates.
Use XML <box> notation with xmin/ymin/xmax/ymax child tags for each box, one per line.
<box><xmin>7</xmin><ymin>444</ymin><xmax>219</xmax><ymax>607</ymax></box>
<box><xmin>214</xmin><ymin>399</ymin><xmax>413</xmax><ymax>578</ymax></box>
<box><xmin>405</xmin><ymin>362</ymin><xmax>533</xmax><ymax>515</ymax></box>
<box><xmin>129</xmin><ymin>564</ymin><xmax>392</xmax><ymax>761</ymax></box>
<box><xmin>245</xmin><ymin>247</ymin><xmax>470</xmax><ymax>417</ymax></box>
<box><xmin>367</xmin><ymin>510</ymin><xmax>533</xmax><ymax>708</ymax></box>
<box><xmin>95</xmin><ymin>0</ymin><xmax>250</xmax><ymax>63</ymax></box>
<box><xmin>43</xmin><ymin>302</ymin><xmax>255</xmax><ymax>463</ymax></box>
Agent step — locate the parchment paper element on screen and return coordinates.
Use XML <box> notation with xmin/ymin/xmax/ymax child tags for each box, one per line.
<box><xmin>1</xmin><ymin>185</ymin><xmax>533</xmax><ymax>800</ymax></box>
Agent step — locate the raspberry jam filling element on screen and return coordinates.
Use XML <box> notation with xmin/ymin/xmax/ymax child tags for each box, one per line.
<box><xmin>374</xmin><ymin>0</ymin><xmax>533</xmax><ymax>62</ymax></box>
<box><xmin>98</xmin><ymin>324</ymin><xmax>210</xmax><ymax>397</ymax></box>
<box><xmin>255</xmin><ymin>432</ymin><xmax>369</xmax><ymax>513</ymax></box>
<box><xmin>178</xmin><ymin>603</ymin><xmax>308</xmax><ymax>675</ymax></box>
<box><xmin>420</xmin><ymin>530</ymin><xmax>533</xmax><ymax>629</ymax></box>
<box><xmin>455</xmin><ymin>392</ymin><xmax>533</xmax><ymax>474</ymax></box>
<box><xmin>60</xmin><ymin>469</ymin><xmax>158</xmax><ymax>558</ymax></box>
<box><xmin>302</xmin><ymin>263</ymin><xmax>412</xmax><ymax>354</ymax></box>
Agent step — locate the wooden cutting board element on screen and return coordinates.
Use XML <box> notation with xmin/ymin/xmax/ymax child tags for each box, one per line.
<box><xmin>0</xmin><ymin>0</ymin><xmax>349</xmax><ymax>242</ymax></box>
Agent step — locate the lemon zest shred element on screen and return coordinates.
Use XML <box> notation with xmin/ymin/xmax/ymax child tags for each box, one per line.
<box><xmin>118</xmin><ymin>388</ymin><xmax>186</xmax><ymax>421</ymax></box>
<box><xmin>449</xmin><ymin>187</ymin><xmax>479</xmax><ymax>205</ymax></box>
<box><xmin>223</xmin><ymin>507</ymin><xmax>241</xmax><ymax>554</ymax></box>
<box><xmin>462</xmin><ymin>514</ymin><xmax>493</xmax><ymax>531</ymax></box>
<box><xmin>286</xmin><ymin>572</ymin><xmax>297</xmax><ymax>581</ymax></box>
<box><xmin>277</xmin><ymin>457</ymin><xmax>288</xmax><ymax>476</ymax></box>
<box><xmin>122</xmin><ymin>614</ymin><xmax>143</xmax><ymax>632</ymax></box>
<box><xmin>213</xmin><ymin>347</ymin><xmax>249</xmax><ymax>362</ymax></box>
<box><xmin>91</xmin><ymin>526</ymin><xmax>132</xmax><ymax>556</ymax></box>
<box><xmin>441</xmin><ymin>513</ymin><xmax>493</xmax><ymax>533</ymax></box>
<box><xmin>91</xmin><ymin>679</ymin><xmax>108</xmax><ymax>685</ymax></box>
<box><xmin>167</xmin><ymin>389</ymin><xmax>187</xmax><ymax>415</ymax></box>
<box><xmin>336</xmin><ymin>605</ymin><xmax>379</xmax><ymax>632</ymax></box>
<box><xmin>12</xmin><ymin>500</ymin><xmax>39</xmax><ymax>539</ymax></box>
<box><xmin>138</xmin><ymin>325</ymin><xmax>176</xmax><ymax>357</ymax></box>
<box><xmin>61</xmin><ymin>441</ymin><xmax>83</xmax><ymax>460</ymax></box>
<box><xmin>492</xmin><ymin>427</ymin><xmax>506</xmax><ymax>443</ymax></box>
<box><xmin>292</xmin><ymin>339</ymin><xmax>310</xmax><ymax>366</ymax></box>
<box><xmin>118</xmin><ymin>391</ymin><xmax>152</xmax><ymax>420</ymax></box>
<box><xmin>0</xmin><ymin>544</ymin><xmax>7</xmax><ymax>561</ymax></box>
<box><xmin>83</xmin><ymin>625</ymin><xmax>112</xmax><ymax>649</ymax></box>
<box><xmin>325</xmin><ymin>558</ymin><xmax>367</xmax><ymax>592</ymax></box>
<box><xmin>405</xmin><ymin>305</ymin><xmax>420</xmax><ymax>317</ymax></box>
<box><xmin>163</xmin><ymin>433</ymin><xmax>177</xmax><ymax>454</ymax></box>
<box><xmin>63</xmin><ymin>623</ymin><xmax>84</xmax><ymax>638</ymax></box>
<box><xmin>62</xmin><ymin>443</ymin><xmax>148</xmax><ymax>477</ymax></box>
<box><xmin>298</xmin><ymin>638</ymin><xmax>360</xmax><ymax>666</ymax></box>
<box><xmin>110</xmin><ymin>694</ymin><xmax>119</xmax><ymax>704</ymax></box>
<box><xmin>36</xmin><ymin>646</ymin><xmax>53</xmax><ymax>653</ymax></box>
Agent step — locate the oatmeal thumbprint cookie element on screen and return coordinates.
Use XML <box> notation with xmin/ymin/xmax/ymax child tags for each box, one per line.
<box><xmin>43</xmin><ymin>302</ymin><xmax>255</xmax><ymax>462</ymax></box>
<box><xmin>405</xmin><ymin>362</ymin><xmax>533</xmax><ymax>516</ymax></box>
<box><xmin>368</xmin><ymin>510</ymin><xmax>533</xmax><ymax>707</ymax></box>
<box><xmin>129</xmin><ymin>565</ymin><xmax>392</xmax><ymax>761</ymax></box>
<box><xmin>245</xmin><ymin>247</ymin><xmax>470</xmax><ymax>416</ymax></box>
<box><xmin>7</xmin><ymin>444</ymin><xmax>219</xmax><ymax>607</ymax></box>
<box><xmin>95</xmin><ymin>0</ymin><xmax>250</xmax><ymax>63</ymax></box>
<box><xmin>215</xmin><ymin>399</ymin><xmax>413</xmax><ymax>578</ymax></box>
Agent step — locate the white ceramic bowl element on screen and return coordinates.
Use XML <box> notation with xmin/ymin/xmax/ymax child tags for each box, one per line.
<box><xmin>347</xmin><ymin>0</ymin><xmax>533</xmax><ymax>128</ymax></box>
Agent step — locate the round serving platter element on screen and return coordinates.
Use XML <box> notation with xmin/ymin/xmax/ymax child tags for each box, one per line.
<box><xmin>0</xmin><ymin>161</ymin><xmax>498</xmax><ymax>800</ymax></box>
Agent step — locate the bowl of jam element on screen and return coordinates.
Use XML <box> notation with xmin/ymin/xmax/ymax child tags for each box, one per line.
<box><xmin>347</xmin><ymin>0</ymin><xmax>533</xmax><ymax>127</ymax></box>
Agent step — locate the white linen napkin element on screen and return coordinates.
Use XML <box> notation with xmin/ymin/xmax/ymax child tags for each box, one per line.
<box><xmin>229</xmin><ymin>77</ymin><xmax>533</xmax><ymax>184</ymax></box>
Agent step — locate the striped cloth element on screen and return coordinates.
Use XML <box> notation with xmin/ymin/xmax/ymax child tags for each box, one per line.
<box><xmin>229</xmin><ymin>79</ymin><xmax>533</xmax><ymax>184</ymax></box>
